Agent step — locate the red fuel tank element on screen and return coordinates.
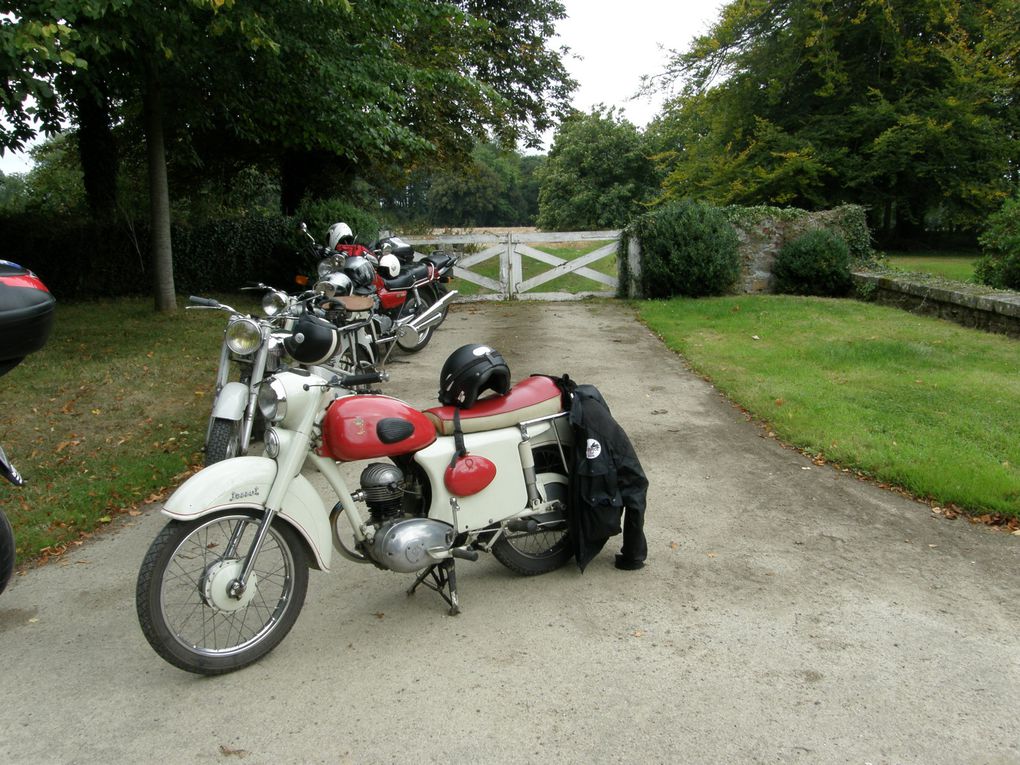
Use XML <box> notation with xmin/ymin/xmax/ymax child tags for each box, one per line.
<box><xmin>320</xmin><ymin>395</ymin><xmax>437</xmax><ymax>462</ymax></box>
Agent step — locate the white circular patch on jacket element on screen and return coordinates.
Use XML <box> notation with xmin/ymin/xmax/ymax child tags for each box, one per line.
<box><xmin>586</xmin><ymin>438</ymin><xmax>602</xmax><ymax>459</ymax></box>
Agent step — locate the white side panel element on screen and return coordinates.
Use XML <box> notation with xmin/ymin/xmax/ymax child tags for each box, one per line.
<box><xmin>414</xmin><ymin>429</ymin><xmax>527</xmax><ymax>531</ymax></box>
<box><xmin>162</xmin><ymin>456</ymin><xmax>333</xmax><ymax>571</ymax></box>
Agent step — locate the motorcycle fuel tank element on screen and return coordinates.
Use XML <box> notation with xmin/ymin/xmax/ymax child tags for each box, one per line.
<box><xmin>320</xmin><ymin>395</ymin><xmax>437</xmax><ymax>462</ymax></box>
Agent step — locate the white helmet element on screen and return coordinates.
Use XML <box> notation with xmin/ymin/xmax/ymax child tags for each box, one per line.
<box><xmin>378</xmin><ymin>253</ymin><xmax>401</xmax><ymax>279</ymax></box>
<box><xmin>326</xmin><ymin>222</ymin><xmax>354</xmax><ymax>250</ymax></box>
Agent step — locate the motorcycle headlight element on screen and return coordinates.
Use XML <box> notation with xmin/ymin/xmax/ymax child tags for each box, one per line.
<box><xmin>317</xmin><ymin>254</ymin><xmax>345</xmax><ymax>278</ymax></box>
<box><xmin>261</xmin><ymin>290</ymin><xmax>289</xmax><ymax>317</ymax></box>
<box><xmin>225</xmin><ymin>317</ymin><xmax>262</xmax><ymax>355</ymax></box>
<box><xmin>258</xmin><ymin>377</ymin><xmax>288</xmax><ymax>424</ymax></box>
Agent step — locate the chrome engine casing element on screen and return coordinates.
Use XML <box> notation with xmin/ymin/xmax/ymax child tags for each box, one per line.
<box><xmin>370</xmin><ymin>518</ymin><xmax>453</xmax><ymax>573</ymax></box>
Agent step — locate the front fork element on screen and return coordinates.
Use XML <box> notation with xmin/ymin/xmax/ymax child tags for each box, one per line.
<box><xmin>225</xmin><ymin>389</ymin><xmax>321</xmax><ymax>598</ymax></box>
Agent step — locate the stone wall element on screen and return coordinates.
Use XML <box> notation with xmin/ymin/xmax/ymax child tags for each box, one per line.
<box><xmin>730</xmin><ymin>207</ymin><xmax>866</xmax><ymax>293</ymax></box>
<box><xmin>853</xmin><ymin>271</ymin><xmax>1020</xmax><ymax>338</ymax></box>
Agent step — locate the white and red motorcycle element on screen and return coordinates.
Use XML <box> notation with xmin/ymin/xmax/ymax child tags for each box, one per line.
<box><xmin>136</xmin><ymin>344</ymin><xmax>574</xmax><ymax>674</ymax></box>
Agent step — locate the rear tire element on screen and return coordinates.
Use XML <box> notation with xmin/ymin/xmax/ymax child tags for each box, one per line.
<box><xmin>0</xmin><ymin>510</ymin><xmax>15</xmax><ymax>595</ymax></box>
<box><xmin>205</xmin><ymin>417</ymin><xmax>241</xmax><ymax>466</ymax></box>
<box><xmin>136</xmin><ymin>510</ymin><xmax>309</xmax><ymax>675</ymax></box>
<box><xmin>492</xmin><ymin>474</ymin><xmax>572</xmax><ymax>576</ymax></box>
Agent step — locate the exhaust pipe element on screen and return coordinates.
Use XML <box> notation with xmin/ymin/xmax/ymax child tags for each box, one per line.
<box><xmin>395</xmin><ymin>290</ymin><xmax>458</xmax><ymax>350</ymax></box>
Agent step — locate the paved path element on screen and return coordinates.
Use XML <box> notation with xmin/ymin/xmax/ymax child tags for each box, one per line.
<box><xmin>1</xmin><ymin>301</ymin><xmax>1018</xmax><ymax>764</ymax></box>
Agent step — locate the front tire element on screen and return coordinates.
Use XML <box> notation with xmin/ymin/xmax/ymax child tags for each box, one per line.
<box><xmin>492</xmin><ymin>474</ymin><xmax>572</xmax><ymax>576</ymax></box>
<box><xmin>205</xmin><ymin>417</ymin><xmax>241</xmax><ymax>466</ymax></box>
<box><xmin>136</xmin><ymin>510</ymin><xmax>309</xmax><ymax>675</ymax></box>
<box><xmin>0</xmin><ymin>510</ymin><xmax>15</xmax><ymax>595</ymax></box>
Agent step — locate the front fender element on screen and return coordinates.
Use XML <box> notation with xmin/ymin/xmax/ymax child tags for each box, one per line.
<box><xmin>163</xmin><ymin>456</ymin><xmax>332</xmax><ymax>571</ymax></box>
<box><xmin>211</xmin><ymin>381</ymin><xmax>249</xmax><ymax>421</ymax></box>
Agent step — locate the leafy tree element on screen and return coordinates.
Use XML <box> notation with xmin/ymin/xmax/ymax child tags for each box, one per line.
<box><xmin>1</xmin><ymin>0</ymin><xmax>574</xmax><ymax>311</ymax></box>
<box><xmin>537</xmin><ymin>107</ymin><xmax>655</xmax><ymax>230</ymax></box>
<box><xmin>649</xmin><ymin>0</ymin><xmax>1019</xmax><ymax>245</ymax></box>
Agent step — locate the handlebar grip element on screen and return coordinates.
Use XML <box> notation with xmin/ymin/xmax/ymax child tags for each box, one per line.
<box><xmin>189</xmin><ymin>296</ymin><xmax>220</xmax><ymax>307</ymax></box>
<box><xmin>341</xmin><ymin>371</ymin><xmax>389</xmax><ymax>388</ymax></box>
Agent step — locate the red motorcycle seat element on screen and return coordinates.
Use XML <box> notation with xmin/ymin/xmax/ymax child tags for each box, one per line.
<box><xmin>423</xmin><ymin>376</ymin><xmax>563</xmax><ymax>435</ymax></box>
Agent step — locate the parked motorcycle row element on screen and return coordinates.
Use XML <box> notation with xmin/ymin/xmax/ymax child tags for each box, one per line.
<box><xmin>194</xmin><ymin>224</ymin><xmax>458</xmax><ymax>465</ymax></box>
<box><xmin>134</xmin><ymin>223</ymin><xmax>591</xmax><ymax>675</ymax></box>
<box><xmin>0</xmin><ymin>230</ymin><xmax>591</xmax><ymax>678</ymax></box>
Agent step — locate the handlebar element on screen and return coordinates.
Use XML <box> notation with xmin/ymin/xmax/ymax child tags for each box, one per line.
<box><xmin>341</xmin><ymin>371</ymin><xmax>389</xmax><ymax>388</ymax></box>
<box><xmin>188</xmin><ymin>295</ymin><xmax>221</xmax><ymax>308</ymax></box>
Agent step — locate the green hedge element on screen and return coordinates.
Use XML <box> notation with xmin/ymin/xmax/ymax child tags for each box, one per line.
<box><xmin>622</xmin><ymin>200</ymin><xmax>741</xmax><ymax>298</ymax></box>
<box><xmin>0</xmin><ymin>204</ymin><xmax>382</xmax><ymax>301</ymax></box>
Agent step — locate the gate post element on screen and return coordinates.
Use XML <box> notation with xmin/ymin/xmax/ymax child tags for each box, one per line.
<box><xmin>508</xmin><ymin>232</ymin><xmax>522</xmax><ymax>300</ymax></box>
<box><xmin>627</xmin><ymin>235</ymin><xmax>643</xmax><ymax>298</ymax></box>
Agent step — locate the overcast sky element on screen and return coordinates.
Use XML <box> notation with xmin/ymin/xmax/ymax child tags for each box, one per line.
<box><xmin>553</xmin><ymin>0</ymin><xmax>724</xmax><ymax>128</ymax></box>
<box><xmin>0</xmin><ymin>1</ymin><xmax>724</xmax><ymax>175</ymax></box>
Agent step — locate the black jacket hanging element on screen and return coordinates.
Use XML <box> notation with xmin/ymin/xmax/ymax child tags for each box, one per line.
<box><xmin>565</xmin><ymin>383</ymin><xmax>648</xmax><ymax>571</ymax></box>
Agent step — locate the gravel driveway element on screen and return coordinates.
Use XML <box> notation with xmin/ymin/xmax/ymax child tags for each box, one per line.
<box><xmin>1</xmin><ymin>300</ymin><xmax>1018</xmax><ymax>764</ymax></box>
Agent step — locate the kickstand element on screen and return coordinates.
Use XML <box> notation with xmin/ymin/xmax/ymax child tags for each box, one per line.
<box><xmin>407</xmin><ymin>558</ymin><xmax>461</xmax><ymax>615</ymax></box>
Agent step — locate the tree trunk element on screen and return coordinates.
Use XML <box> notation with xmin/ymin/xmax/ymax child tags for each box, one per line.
<box><xmin>143</xmin><ymin>71</ymin><xmax>176</xmax><ymax>313</ymax></box>
<box><xmin>74</xmin><ymin>80</ymin><xmax>119</xmax><ymax>221</ymax></box>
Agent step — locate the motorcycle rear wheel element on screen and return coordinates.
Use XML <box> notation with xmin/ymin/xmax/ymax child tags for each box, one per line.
<box><xmin>204</xmin><ymin>417</ymin><xmax>241</xmax><ymax>467</ymax></box>
<box><xmin>0</xmin><ymin>509</ymin><xmax>15</xmax><ymax>595</ymax></box>
<box><xmin>136</xmin><ymin>510</ymin><xmax>309</xmax><ymax>675</ymax></box>
<box><xmin>395</xmin><ymin>297</ymin><xmax>435</xmax><ymax>354</ymax></box>
<box><xmin>492</xmin><ymin>474</ymin><xmax>572</xmax><ymax>576</ymax></box>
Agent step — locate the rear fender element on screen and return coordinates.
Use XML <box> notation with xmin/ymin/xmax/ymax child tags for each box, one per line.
<box><xmin>211</xmin><ymin>381</ymin><xmax>249</xmax><ymax>421</ymax></box>
<box><xmin>162</xmin><ymin>456</ymin><xmax>332</xmax><ymax>571</ymax></box>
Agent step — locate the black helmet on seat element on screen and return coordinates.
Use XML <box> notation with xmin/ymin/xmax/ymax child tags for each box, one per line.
<box><xmin>284</xmin><ymin>314</ymin><xmax>341</xmax><ymax>365</ymax></box>
<box><xmin>438</xmin><ymin>344</ymin><xmax>510</xmax><ymax>408</ymax></box>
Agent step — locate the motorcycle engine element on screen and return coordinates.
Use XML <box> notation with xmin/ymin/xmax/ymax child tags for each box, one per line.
<box><xmin>359</xmin><ymin>462</ymin><xmax>453</xmax><ymax>573</ymax></box>
<box><xmin>360</xmin><ymin>462</ymin><xmax>405</xmax><ymax>522</ymax></box>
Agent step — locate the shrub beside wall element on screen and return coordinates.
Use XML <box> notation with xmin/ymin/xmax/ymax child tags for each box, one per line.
<box><xmin>621</xmin><ymin>200</ymin><xmax>740</xmax><ymax>298</ymax></box>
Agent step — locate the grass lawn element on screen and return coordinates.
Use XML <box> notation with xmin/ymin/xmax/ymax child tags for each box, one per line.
<box><xmin>0</xmin><ymin>296</ymin><xmax>236</xmax><ymax>561</ymax></box>
<box><xmin>881</xmin><ymin>250</ymin><xmax>980</xmax><ymax>283</ymax></box>
<box><xmin>640</xmin><ymin>295</ymin><xmax>1020</xmax><ymax>518</ymax></box>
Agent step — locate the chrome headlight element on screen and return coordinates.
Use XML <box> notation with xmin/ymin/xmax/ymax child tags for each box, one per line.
<box><xmin>258</xmin><ymin>377</ymin><xmax>288</xmax><ymax>424</ymax></box>
<box><xmin>225</xmin><ymin>317</ymin><xmax>262</xmax><ymax>355</ymax></box>
<box><xmin>317</xmin><ymin>253</ymin><xmax>345</xmax><ymax>278</ymax></box>
<box><xmin>261</xmin><ymin>290</ymin><xmax>289</xmax><ymax>317</ymax></box>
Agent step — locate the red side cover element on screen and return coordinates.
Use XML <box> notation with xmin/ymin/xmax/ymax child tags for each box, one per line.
<box><xmin>444</xmin><ymin>455</ymin><xmax>497</xmax><ymax>497</ymax></box>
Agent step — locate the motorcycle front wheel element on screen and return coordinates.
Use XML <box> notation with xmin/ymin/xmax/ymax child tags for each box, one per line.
<box><xmin>0</xmin><ymin>509</ymin><xmax>15</xmax><ymax>595</ymax></box>
<box><xmin>204</xmin><ymin>417</ymin><xmax>242</xmax><ymax>467</ymax></box>
<box><xmin>492</xmin><ymin>474</ymin><xmax>572</xmax><ymax>576</ymax></box>
<box><xmin>136</xmin><ymin>510</ymin><xmax>309</xmax><ymax>675</ymax></box>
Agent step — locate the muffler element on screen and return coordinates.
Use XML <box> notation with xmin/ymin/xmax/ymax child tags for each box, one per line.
<box><xmin>395</xmin><ymin>290</ymin><xmax>458</xmax><ymax>350</ymax></box>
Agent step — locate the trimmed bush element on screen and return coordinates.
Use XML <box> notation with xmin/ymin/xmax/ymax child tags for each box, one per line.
<box><xmin>975</xmin><ymin>193</ymin><xmax>1020</xmax><ymax>291</ymax></box>
<box><xmin>626</xmin><ymin>200</ymin><xmax>740</xmax><ymax>298</ymax></box>
<box><xmin>771</xmin><ymin>228</ymin><xmax>853</xmax><ymax>296</ymax></box>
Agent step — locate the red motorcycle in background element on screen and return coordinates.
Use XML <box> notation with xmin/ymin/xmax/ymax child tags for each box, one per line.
<box><xmin>0</xmin><ymin>260</ymin><xmax>56</xmax><ymax>593</ymax></box>
<box><xmin>322</xmin><ymin>223</ymin><xmax>458</xmax><ymax>353</ymax></box>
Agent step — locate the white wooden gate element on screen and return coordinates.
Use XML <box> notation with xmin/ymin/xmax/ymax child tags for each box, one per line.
<box><xmin>403</xmin><ymin>230</ymin><xmax>621</xmax><ymax>301</ymax></box>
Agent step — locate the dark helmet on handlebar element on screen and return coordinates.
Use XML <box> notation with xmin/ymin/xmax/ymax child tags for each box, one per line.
<box><xmin>343</xmin><ymin>256</ymin><xmax>376</xmax><ymax>290</ymax></box>
<box><xmin>438</xmin><ymin>344</ymin><xmax>510</xmax><ymax>408</ymax></box>
<box><xmin>283</xmin><ymin>314</ymin><xmax>342</xmax><ymax>365</ymax></box>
